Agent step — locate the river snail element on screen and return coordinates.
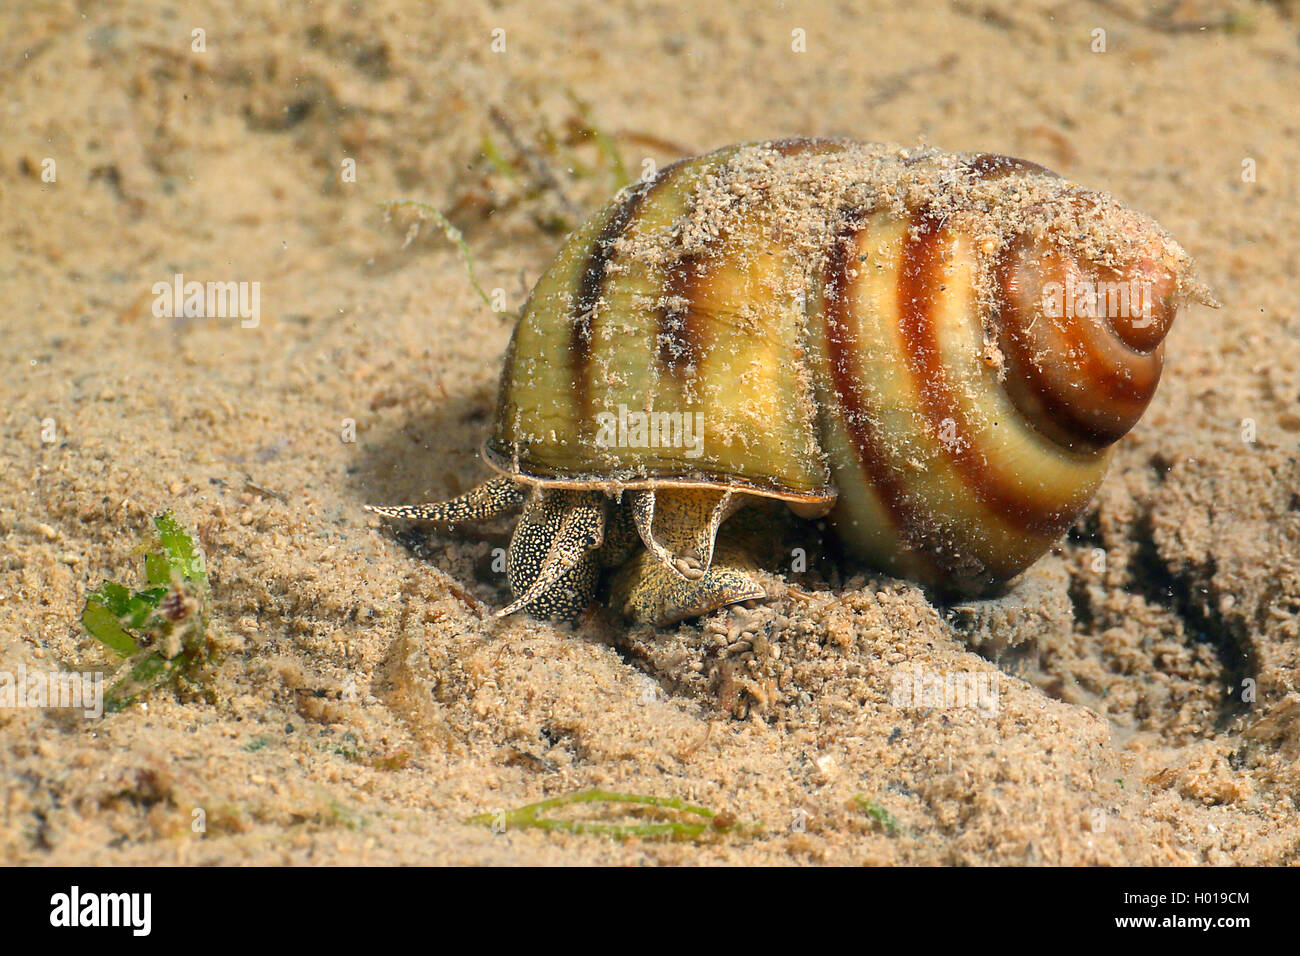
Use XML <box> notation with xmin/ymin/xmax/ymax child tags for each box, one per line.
<box><xmin>369</xmin><ymin>138</ymin><xmax>1212</xmax><ymax>626</ymax></box>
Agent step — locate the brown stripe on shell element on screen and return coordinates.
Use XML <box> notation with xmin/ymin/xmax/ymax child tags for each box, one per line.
<box><xmin>655</xmin><ymin>138</ymin><xmax>852</xmax><ymax>382</ymax></box>
<box><xmin>897</xmin><ymin>212</ymin><xmax>1079</xmax><ymax>538</ymax></box>
<box><xmin>656</xmin><ymin>252</ymin><xmax>708</xmax><ymax>378</ymax></box>
<box><xmin>570</xmin><ymin>179</ymin><xmax>657</xmax><ymax>422</ymax></box>
<box><xmin>768</xmin><ymin>136</ymin><xmax>850</xmax><ymax>158</ymax></box>
<box><xmin>965</xmin><ymin>153</ymin><xmax>1060</xmax><ymax>181</ymax></box>
<box><xmin>1100</xmin><ymin>256</ymin><xmax>1179</xmax><ymax>353</ymax></box>
<box><xmin>1060</xmin><ymin>260</ymin><xmax>1167</xmax><ymax>408</ymax></box>
<box><xmin>821</xmin><ymin>215</ymin><xmax>943</xmax><ymax>581</ymax></box>
<box><xmin>994</xmin><ymin>237</ymin><xmax>1165</xmax><ymax>448</ymax></box>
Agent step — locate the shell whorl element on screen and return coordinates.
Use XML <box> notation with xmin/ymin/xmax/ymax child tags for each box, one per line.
<box><xmin>995</xmin><ymin>222</ymin><xmax>1178</xmax><ymax>450</ymax></box>
<box><xmin>490</xmin><ymin>138</ymin><xmax>1202</xmax><ymax>594</ymax></box>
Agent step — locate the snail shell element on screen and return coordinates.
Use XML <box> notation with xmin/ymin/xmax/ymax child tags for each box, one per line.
<box><xmin>488</xmin><ymin>138</ymin><xmax>1207</xmax><ymax>596</ymax></box>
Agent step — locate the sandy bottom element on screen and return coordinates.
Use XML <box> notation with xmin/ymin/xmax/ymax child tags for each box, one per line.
<box><xmin>2</xmin><ymin>0</ymin><xmax>1298</xmax><ymax>864</ymax></box>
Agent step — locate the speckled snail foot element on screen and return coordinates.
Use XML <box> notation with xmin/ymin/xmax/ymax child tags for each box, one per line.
<box><xmin>367</xmin><ymin>138</ymin><xmax>1213</xmax><ymax>626</ymax></box>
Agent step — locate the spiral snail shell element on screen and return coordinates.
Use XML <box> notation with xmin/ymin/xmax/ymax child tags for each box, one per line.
<box><xmin>370</xmin><ymin>138</ymin><xmax>1210</xmax><ymax>625</ymax></box>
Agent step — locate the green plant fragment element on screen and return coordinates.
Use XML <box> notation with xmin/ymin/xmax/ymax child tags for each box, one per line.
<box><xmin>853</xmin><ymin>795</ymin><xmax>902</xmax><ymax>837</ymax></box>
<box><xmin>378</xmin><ymin>200</ymin><xmax>493</xmax><ymax>310</ymax></box>
<box><xmin>465</xmin><ymin>788</ymin><xmax>756</xmax><ymax>842</ymax></box>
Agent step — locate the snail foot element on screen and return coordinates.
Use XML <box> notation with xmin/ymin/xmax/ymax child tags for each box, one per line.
<box><xmin>498</xmin><ymin>488</ymin><xmax>605</xmax><ymax>622</ymax></box>
<box><xmin>610</xmin><ymin>538</ymin><xmax>765</xmax><ymax>627</ymax></box>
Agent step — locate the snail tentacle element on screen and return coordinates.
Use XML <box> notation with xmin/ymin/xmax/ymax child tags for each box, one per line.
<box><xmin>365</xmin><ymin>476</ymin><xmax>525</xmax><ymax>524</ymax></box>
<box><xmin>499</xmin><ymin>489</ymin><xmax>606</xmax><ymax>621</ymax></box>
